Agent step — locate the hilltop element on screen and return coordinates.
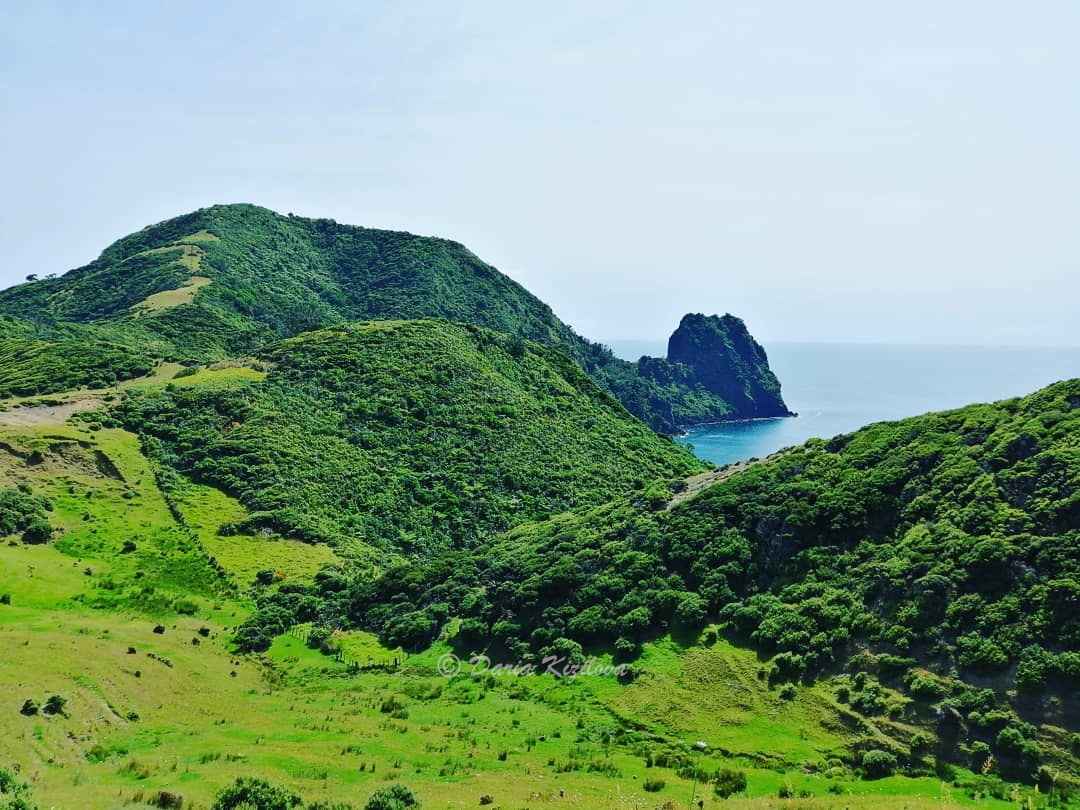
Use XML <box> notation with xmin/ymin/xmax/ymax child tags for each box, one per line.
<box><xmin>0</xmin><ymin>203</ymin><xmax>788</xmax><ymax>432</ymax></box>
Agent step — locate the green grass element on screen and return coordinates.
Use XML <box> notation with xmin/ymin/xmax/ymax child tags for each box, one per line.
<box><xmin>174</xmin><ymin>479</ymin><xmax>340</xmax><ymax>587</ymax></box>
<box><xmin>0</xmin><ymin>422</ymin><xmax>1042</xmax><ymax>808</ymax></box>
<box><xmin>0</xmin><ymin>565</ymin><xmax>1039</xmax><ymax>809</ymax></box>
<box><xmin>0</xmin><ymin>405</ymin><xmax>1071</xmax><ymax>807</ymax></box>
<box><xmin>135</xmin><ymin>274</ymin><xmax>212</xmax><ymax>312</ymax></box>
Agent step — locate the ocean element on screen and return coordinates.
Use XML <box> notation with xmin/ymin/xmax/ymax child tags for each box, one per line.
<box><xmin>606</xmin><ymin>341</ymin><xmax>1080</xmax><ymax>467</ymax></box>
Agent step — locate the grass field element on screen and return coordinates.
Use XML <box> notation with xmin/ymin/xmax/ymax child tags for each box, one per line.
<box><xmin>0</xmin><ymin>404</ymin><xmax>1068</xmax><ymax>808</ymax></box>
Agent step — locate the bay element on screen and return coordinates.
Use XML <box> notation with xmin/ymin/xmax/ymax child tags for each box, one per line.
<box><xmin>606</xmin><ymin>341</ymin><xmax>1080</xmax><ymax>467</ymax></box>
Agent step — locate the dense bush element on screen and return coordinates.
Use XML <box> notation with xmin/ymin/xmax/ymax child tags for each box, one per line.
<box><xmin>362</xmin><ymin>784</ymin><xmax>419</xmax><ymax>810</ymax></box>
<box><xmin>211</xmin><ymin>777</ymin><xmax>301</xmax><ymax>810</ymax></box>
<box><xmin>120</xmin><ymin>320</ymin><xmax>702</xmax><ymax>555</ymax></box>
<box><xmin>0</xmin><ymin>765</ymin><xmax>37</xmax><ymax>810</ymax></box>
<box><xmin>0</xmin><ymin>486</ymin><xmax>52</xmax><ymax>542</ymax></box>
<box><xmin>233</xmin><ymin>586</ymin><xmax>322</xmax><ymax>653</ymax></box>
<box><xmin>713</xmin><ymin>768</ymin><xmax>748</xmax><ymax>797</ymax></box>
<box><xmin>861</xmin><ymin>750</ymin><xmax>898</xmax><ymax>779</ymax></box>
<box><xmin>344</xmin><ymin>380</ymin><xmax>1080</xmax><ymax>710</ymax></box>
<box><xmin>0</xmin><ymin>337</ymin><xmax>157</xmax><ymax>398</ymax></box>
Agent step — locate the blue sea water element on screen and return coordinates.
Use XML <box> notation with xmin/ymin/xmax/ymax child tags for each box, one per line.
<box><xmin>606</xmin><ymin>341</ymin><xmax>1080</xmax><ymax>467</ymax></box>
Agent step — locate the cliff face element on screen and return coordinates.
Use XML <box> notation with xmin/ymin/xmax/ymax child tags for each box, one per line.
<box><xmin>665</xmin><ymin>313</ymin><xmax>792</xmax><ymax>419</ymax></box>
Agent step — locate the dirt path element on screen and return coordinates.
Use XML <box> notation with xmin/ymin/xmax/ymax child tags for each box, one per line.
<box><xmin>665</xmin><ymin>449</ymin><xmax>791</xmax><ymax>510</ymax></box>
<box><xmin>0</xmin><ymin>399</ymin><xmax>101</xmax><ymax>427</ymax></box>
<box><xmin>665</xmin><ymin>463</ymin><xmax>748</xmax><ymax>510</ymax></box>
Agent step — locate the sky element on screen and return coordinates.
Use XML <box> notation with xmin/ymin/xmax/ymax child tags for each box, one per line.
<box><xmin>1</xmin><ymin>1</ymin><xmax>1078</xmax><ymax>346</ymax></box>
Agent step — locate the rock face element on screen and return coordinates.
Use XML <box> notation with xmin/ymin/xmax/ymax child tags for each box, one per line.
<box><xmin>666</xmin><ymin>313</ymin><xmax>792</xmax><ymax>419</ymax></box>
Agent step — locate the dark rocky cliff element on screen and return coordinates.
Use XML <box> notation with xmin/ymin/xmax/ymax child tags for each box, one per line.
<box><xmin>665</xmin><ymin>313</ymin><xmax>792</xmax><ymax>419</ymax></box>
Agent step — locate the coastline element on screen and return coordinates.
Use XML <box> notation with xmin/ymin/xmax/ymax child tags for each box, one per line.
<box><xmin>674</xmin><ymin>411</ymin><xmax>798</xmax><ymax>438</ymax></box>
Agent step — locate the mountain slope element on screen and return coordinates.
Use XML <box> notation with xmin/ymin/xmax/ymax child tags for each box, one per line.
<box><xmin>0</xmin><ymin>341</ymin><xmax>1073</xmax><ymax>804</ymax></box>
<box><xmin>116</xmin><ymin>319</ymin><xmax>704</xmax><ymax>558</ymax></box>
<box><xmin>0</xmin><ymin>203</ymin><xmax>789</xmax><ymax>431</ymax></box>
<box><xmin>350</xmin><ymin>378</ymin><xmax>1080</xmax><ymax>780</ymax></box>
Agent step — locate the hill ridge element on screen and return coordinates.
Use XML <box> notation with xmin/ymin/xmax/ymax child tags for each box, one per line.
<box><xmin>0</xmin><ymin>203</ymin><xmax>789</xmax><ymax>432</ymax></box>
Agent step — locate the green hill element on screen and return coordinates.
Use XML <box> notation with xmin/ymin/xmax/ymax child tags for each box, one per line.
<box><xmin>0</xmin><ymin>357</ymin><xmax>1074</xmax><ymax>806</ymax></box>
<box><xmin>1</xmin><ymin>205</ymin><xmax>1075</xmax><ymax>807</ymax></box>
<box><xmin>116</xmin><ymin>319</ymin><xmax>703</xmax><ymax>559</ymax></box>
<box><xmin>0</xmin><ymin>203</ymin><xmax>788</xmax><ymax>432</ymax></box>
<box><xmin>350</xmin><ymin>379</ymin><xmax>1080</xmax><ymax>782</ymax></box>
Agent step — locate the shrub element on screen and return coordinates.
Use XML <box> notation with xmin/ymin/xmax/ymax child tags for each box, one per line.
<box><xmin>850</xmin><ymin>683</ymin><xmax>888</xmax><ymax>715</ymax></box>
<box><xmin>903</xmin><ymin>671</ymin><xmax>946</xmax><ymax>700</ymax></box>
<box><xmin>20</xmin><ymin>699</ymin><xmax>38</xmax><ymax>716</ymax></box>
<box><xmin>970</xmin><ymin>741</ymin><xmax>992</xmax><ymax>771</ymax></box>
<box><xmin>43</xmin><ymin>695</ymin><xmax>67</xmax><ymax>717</ymax></box>
<box><xmin>0</xmin><ymin>767</ymin><xmax>20</xmax><ymax>794</ymax></box>
<box><xmin>154</xmin><ymin>791</ymin><xmax>184</xmax><ymax>809</ymax></box>
<box><xmin>713</xmin><ymin>768</ymin><xmax>747</xmax><ymax>798</ymax></box>
<box><xmin>0</xmin><ymin>765</ymin><xmax>35</xmax><ymax>808</ymax></box>
<box><xmin>21</xmin><ymin>517</ymin><xmax>52</xmax><ymax>544</ymax></box>
<box><xmin>956</xmin><ymin>634</ymin><xmax>1008</xmax><ymax>671</ymax></box>
<box><xmin>363</xmin><ymin>784</ymin><xmax>420</xmax><ymax>810</ymax></box>
<box><xmin>1036</xmin><ymin>766</ymin><xmax>1056</xmax><ymax>793</ymax></box>
<box><xmin>778</xmin><ymin>684</ymin><xmax>797</xmax><ymax>700</ymax></box>
<box><xmin>643</xmin><ymin>777</ymin><xmax>665</xmax><ymax>792</ymax></box>
<box><xmin>1015</xmin><ymin>645</ymin><xmax>1052</xmax><ymax>692</ymax></box>
<box><xmin>255</xmin><ymin>569</ymin><xmax>276</xmax><ymax>586</ymax></box>
<box><xmin>211</xmin><ymin>777</ymin><xmax>301</xmax><ymax>810</ymax></box>
<box><xmin>307</xmin><ymin>626</ymin><xmax>334</xmax><ymax>651</ymax></box>
<box><xmin>995</xmin><ymin>726</ymin><xmax>1040</xmax><ymax>760</ymax></box>
<box><xmin>861</xmin><ymin>749</ymin><xmax>897</xmax><ymax>779</ymax></box>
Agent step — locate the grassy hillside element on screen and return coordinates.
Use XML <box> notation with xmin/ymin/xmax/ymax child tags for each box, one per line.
<box><xmin>0</xmin><ymin>395</ymin><xmax>1046</xmax><ymax>809</ymax></box>
<box><xmin>1</xmin><ymin>206</ymin><xmax>1076</xmax><ymax>806</ymax></box>
<box><xmin>0</xmin><ymin>337</ymin><xmax>159</xmax><ymax>398</ymax></box>
<box><xmin>351</xmin><ymin>379</ymin><xmax>1080</xmax><ymax>788</ymax></box>
<box><xmin>116</xmin><ymin>319</ymin><xmax>704</xmax><ymax>559</ymax></box>
<box><xmin>0</xmin><ymin>204</ymin><xmax>788</xmax><ymax>431</ymax></box>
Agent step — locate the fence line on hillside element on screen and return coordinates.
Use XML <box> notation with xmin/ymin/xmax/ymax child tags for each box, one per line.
<box><xmin>285</xmin><ymin>624</ymin><xmax>406</xmax><ymax>673</ymax></box>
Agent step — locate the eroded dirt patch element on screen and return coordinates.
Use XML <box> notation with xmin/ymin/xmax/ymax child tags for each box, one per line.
<box><xmin>0</xmin><ymin>399</ymin><xmax>101</xmax><ymax>427</ymax></box>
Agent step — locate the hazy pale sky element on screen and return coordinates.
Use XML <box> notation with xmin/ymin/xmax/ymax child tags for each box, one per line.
<box><xmin>2</xmin><ymin>1</ymin><xmax>1077</xmax><ymax>345</ymax></box>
